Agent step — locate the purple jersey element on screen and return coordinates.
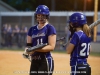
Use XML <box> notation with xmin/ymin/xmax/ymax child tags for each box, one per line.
<box><xmin>70</xmin><ymin>30</ymin><xmax>91</xmax><ymax>66</ymax></box>
<box><xmin>27</xmin><ymin>24</ymin><xmax>56</xmax><ymax>57</ymax></box>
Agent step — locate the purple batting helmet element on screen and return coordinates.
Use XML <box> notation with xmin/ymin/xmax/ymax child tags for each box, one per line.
<box><xmin>35</xmin><ymin>5</ymin><xmax>50</xmax><ymax>16</ymax></box>
<box><xmin>68</xmin><ymin>12</ymin><xmax>87</xmax><ymax>27</ymax></box>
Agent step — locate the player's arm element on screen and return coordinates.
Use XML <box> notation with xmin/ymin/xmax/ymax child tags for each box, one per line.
<box><xmin>66</xmin><ymin>33</ymin><xmax>78</xmax><ymax>54</ymax></box>
<box><xmin>24</xmin><ymin>35</ymin><xmax>33</xmax><ymax>54</ymax></box>
<box><xmin>66</xmin><ymin>40</ymin><xmax>75</xmax><ymax>54</ymax></box>
<box><xmin>27</xmin><ymin>35</ymin><xmax>32</xmax><ymax>43</ymax></box>
<box><xmin>36</xmin><ymin>34</ymin><xmax>56</xmax><ymax>52</ymax></box>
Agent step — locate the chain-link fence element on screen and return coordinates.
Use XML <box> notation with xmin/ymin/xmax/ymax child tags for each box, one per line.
<box><xmin>0</xmin><ymin>11</ymin><xmax>100</xmax><ymax>50</ymax></box>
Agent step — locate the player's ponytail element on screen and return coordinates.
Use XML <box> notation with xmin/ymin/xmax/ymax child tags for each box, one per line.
<box><xmin>83</xmin><ymin>24</ymin><xmax>91</xmax><ymax>37</ymax></box>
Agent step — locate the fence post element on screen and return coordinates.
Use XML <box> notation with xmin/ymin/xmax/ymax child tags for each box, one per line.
<box><xmin>0</xmin><ymin>12</ymin><xmax>1</xmax><ymax>48</ymax></box>
<box><xmin>93</xmin><ymin>0</ymin><xmax>98</xmax><ymax>42</ymax></box>
<box><xmin>32</xmin><ymin>12</ymin><xmax>34</xmax><ymax>26</ymax></box>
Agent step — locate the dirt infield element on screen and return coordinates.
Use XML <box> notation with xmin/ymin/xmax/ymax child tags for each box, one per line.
<box><xmin>0</xmin><ymin>50</ymin><xmax>100</xmax><ymax>75</ymax></box>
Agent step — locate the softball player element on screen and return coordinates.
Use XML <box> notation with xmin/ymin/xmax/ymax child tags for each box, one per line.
<box><xmin>24</xmin><ymin>5</ymin><xmax>56</xmax><ymax>75</ymax></box>
<box><xmin>66</xmin><ymin>12</ymin><xmax>91</xmax><ymax>75</ymax></box>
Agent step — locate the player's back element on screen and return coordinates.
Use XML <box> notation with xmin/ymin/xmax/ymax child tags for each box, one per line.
<box><xmin>70</xmin><ymin>30</ymin><xmax>91</xmax><ymax>66</ymax></box>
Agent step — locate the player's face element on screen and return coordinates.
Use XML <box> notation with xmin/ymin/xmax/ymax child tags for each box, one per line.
<box><xmin>36</xmin><ymin>14</ymin><xmax>47</xmax><ymax>24</ymax></box>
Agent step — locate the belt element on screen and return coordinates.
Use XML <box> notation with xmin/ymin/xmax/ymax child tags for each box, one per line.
<box><xmin>32</xmin><ymin>54</ymin><xmax>46</xmax><ymax>60</ymax></box>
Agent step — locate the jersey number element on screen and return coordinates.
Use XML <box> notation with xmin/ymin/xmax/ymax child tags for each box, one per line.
<box><xmin>80</xmin><ymin>43</ymin><xmax>90</xmax><ymax>56</ymax></box>
<box><xmin>37</xmin><ymin>38</ymin><xmax>43</xmax><ymax>45</ymax></box>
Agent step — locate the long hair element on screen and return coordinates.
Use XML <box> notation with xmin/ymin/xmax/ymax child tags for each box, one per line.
<box><xmin>83</xmin><ymin>24</ymin><xmax>91</xmax><ymax>37</ymax></box>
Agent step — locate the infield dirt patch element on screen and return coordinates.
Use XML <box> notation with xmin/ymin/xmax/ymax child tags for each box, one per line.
<box><xmin>0</xmin><ymin>50</ymin><xmax>100</xmax><ymax>75</ymax></box>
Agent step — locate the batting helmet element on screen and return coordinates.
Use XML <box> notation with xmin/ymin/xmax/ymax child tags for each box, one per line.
<box><xmin>68</xmin><ymin>12</ymin><xmax>87</xmax><ymax>27</ymax></box>
<box><xmin>35</xmin><ymin>5</ymin><xmax>50</xmax><ymax>16</ymax></box>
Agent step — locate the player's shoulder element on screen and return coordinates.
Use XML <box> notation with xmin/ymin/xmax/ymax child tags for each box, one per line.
<box><xmin>73</xmin><ymin>30</ymin><xmax>84</xmax><ymax>38</ymax></box>
<box><xmin>46</xmin><ymin>23</ymin><xmax>55</xmax><ymax>28</ymax></box>
<box><xmin>28</xmin><ymin>25</ymin><xmax>38</xmax><ymax>32</ymax></box>
<box><xmin>29</xmin><ymin>24</ymin><xmax>37</xmax><ymax>29</ymax></box>
<box><xmin>75</xmin><ymin>30</ymin><xmax>83</xmax><ymax>33</ymax></box>
<box><xmin>75</xmin><ymin>30</ymin><xmax>87</xmax><ymax>39</ymax></box>
<box><xmin>46</xmin><ymin>23</ymin><xmax>53</xmax><ymax>26</ymax></box>
<box><xmin>75</xmin><ymin>30</ymin><xmax>84</xmax><ymax>35</ymax></box>
<box><xmin>31</xmin><ymin>24</ymin><xmax>37</xmax><ymax>28</ymax></box>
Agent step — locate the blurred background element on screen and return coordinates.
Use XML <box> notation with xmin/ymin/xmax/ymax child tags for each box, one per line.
<box><xmin>0</xmin><ymin>0</ymin><xmax>100</xmax><ymax>52</ymax></box>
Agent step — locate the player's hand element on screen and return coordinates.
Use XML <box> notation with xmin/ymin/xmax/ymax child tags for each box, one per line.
<box><xmin>23</xmin><ymin>47</ymin><xmax>29</xmax><ymax>58</ymax></box>
<box><xmin>24</xmin><ymin>47</ymin><xmax>35</xmax><ymax>55</ymax></box>
<box><xmin>23</xmin><ymin>47</ymin><xmax>34</xmax><ymax>58</ymax></box>
<box><xmin>24</xmin><ymin>47</ymin><xmax>29</xmax><ymax>54</ymax></box>
<box><xmin>22</xmin><ymin>53</ymin><xmax>32</xmax><ymax>62</ymax></box>
<box><xmin>23</xmin><ymin>53</ymin><xmax>29</xmax><ymax>59</ymax></box>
